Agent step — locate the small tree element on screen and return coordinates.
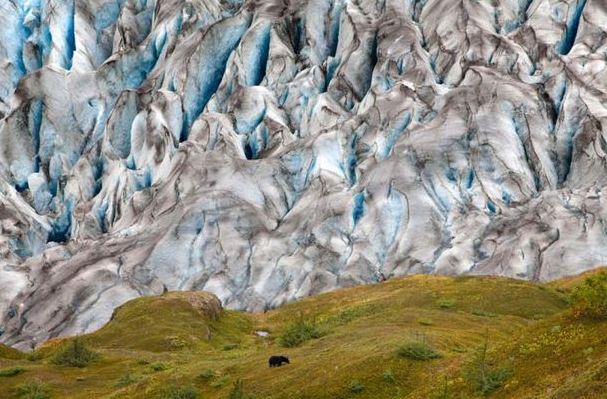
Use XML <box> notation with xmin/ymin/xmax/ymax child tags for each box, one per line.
<box><xmin>571</xmin><ymin>272</ymin><xmax>607</xmax><ymax>319</ymax></box>
<box><xmin>466</xmin><ymin>331</ymin><xmax>511</xmax><ymax>395</ymax></box>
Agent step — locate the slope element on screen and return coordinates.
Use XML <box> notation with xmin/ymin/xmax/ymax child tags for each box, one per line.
<box><xmin>0</xmin><ymin>272</ymin><xmax>605</xmax><ymax>398</ymax></box>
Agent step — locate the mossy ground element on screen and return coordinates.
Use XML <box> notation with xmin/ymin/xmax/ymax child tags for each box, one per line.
<box><xmin>0</xmin><ymin>272</ymin><xmax>605</xmax><ymax>398</ymax></box>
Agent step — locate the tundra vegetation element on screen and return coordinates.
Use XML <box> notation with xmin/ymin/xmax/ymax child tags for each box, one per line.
<box><xmin>0</xmin><ymin>272</ymin><xmax>606</xmax><ymax>398</ymax></box>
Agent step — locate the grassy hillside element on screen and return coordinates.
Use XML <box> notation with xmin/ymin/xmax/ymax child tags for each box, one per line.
<box><xmin>0</xmin><ymin>272</ymin><xmax>606</xmax><ymax>399</ymax></box>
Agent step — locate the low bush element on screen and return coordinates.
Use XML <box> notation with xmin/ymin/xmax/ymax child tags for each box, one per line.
<box><xmin>279</xmin><ymin>316</ymin><xmax>327</xmax><ymax>347</ymax></box>
<box><xmin>210</xmin><ymin>375</ymin><xmax>230</xmax><ymax>388</ymax></box>
<box><xmin>451</xmin><ymin>345</ymin><xmax>467</xmax><ymax>353</ymax></box>
<box><xmin>51</xmin><ymin>338</ymin><xmax>100</xmax><ymax>368</ymax></box>
<box><xmin>161</xmin><ymin>384</ymin><xmax>199</xmax><ymax>399</ymax></box>
<box><xmin>397</xmin><ymin>341</ymin><xmax>442</xmax><ymax>360</ymax></box>
<box><xmin>471</xmin><ymin>309</ymin><xmax>497</xmax><ymax>318</ymax></box>
<box><xmin>27</xmin><ymin>352</ymin><xmax>43</xmax><ymax>362</ymax></box>
<box><xmin>476</xmin><ymin>367</ymin><xmax>512</xmax><ymax>395</ymax></box>
<box><xmin>198</xmin><ymin>369</ymin><xmax>216</xmax><ymax>381</ymax></box>
<box><xmin>382</xmin><ymin>369</ymin><xmax>396</xmax><ymax>384</ymax></box>
<box><xmin>223</xmin><ymin>343</ymin><xmax>239</xmax><ymax>351</ymax></box>
<box><xmin>150</xmin><ymin>362</ymin><xmax>170</xmax><ymax>372</ymax></box>
<box><xmin>114</xmin><ymin>372</ymin><xmax>140</xmax><ymax>388</ymax></box>
<box><xmin>466</xmin><ymin>333</ymin><xmax>511</xmax><ymax>395</ymax></box>
<box><xmin>0</xmin><ymin>367</ymin><xmax>25</xmax><ymax>377</ymax></box>
<box><xmin>348</xmin><ymin>380</ymin><xmax>364</xmax><ymax>393</ymax></box>
<box><xmin>227</xmin><ymin>379</ymin><xmax>256</xmax><ymax>399</ymax></box>
<box><xmin>431</xmin><ymin>376</ymin><xmax>452</xmax><ymax>399</ymax></box>
<box><xmin>324</xmin><ymin>304</ymin><xmax>380</xmax><ymax>325</ymax></box>
<box><xmin>570</xmin><ymin>272</ymin><xmax>607</xmax><ymax>319</ymax></box>
<box><xmin>163</xmin><ymin>336</ymin><xmax>188</xmax><ymax>350</ymax></box>
<box><xmin>15</xmin><ymin>380</ymin><xmax>50</xmax><ymax>399</ymax></box>
<box><xmin>436</xmin><ymin>299</ymin><xmax>456</xmax><ymax>309</ymax></box>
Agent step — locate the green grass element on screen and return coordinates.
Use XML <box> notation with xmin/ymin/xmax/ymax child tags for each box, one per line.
<box><xmin>0</xmin><ymin>272</ymin><xmax>605</xmax><ymax>398</ymax></box>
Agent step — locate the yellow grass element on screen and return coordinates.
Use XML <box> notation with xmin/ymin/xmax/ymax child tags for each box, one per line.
<box><xmin>0</xmin><ymin>274</ymin><xmax>605</xmax><ymax>398</ymax></box>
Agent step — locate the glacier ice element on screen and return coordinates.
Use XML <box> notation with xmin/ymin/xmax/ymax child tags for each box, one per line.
<box><xmin>0</xmin><ymin>0</ymin><xmax>607</xmax><ymax>349</ymax></box>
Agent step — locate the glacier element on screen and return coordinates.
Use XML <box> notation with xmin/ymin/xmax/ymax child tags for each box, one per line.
<box><xmin>0</xmin><ymin>0</ymin><xmax>607</xmax><ymax>349</ymax></box>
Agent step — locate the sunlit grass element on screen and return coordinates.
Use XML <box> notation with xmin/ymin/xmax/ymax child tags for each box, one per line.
<box><xmin>0</xmin><ymin>272</ymin><xmax>605</xmax><ymax>398</ymax></box>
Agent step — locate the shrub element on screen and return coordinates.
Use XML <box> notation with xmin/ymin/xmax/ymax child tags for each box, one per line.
<box><xmin>279</xmin><ymin>316</ymin><xmax>327</xmax><ymax>347</ymax></box>
<box><xmin>27</xmin><ymin>352</ymin><xmax>43</xmax><ymax>362</ymax></box>
<box><xmin>114</xmin><ymin>372</ymin><xmax>140</xmax><ymax>388</ymax></box>
<box><xmin>451</xmin><ymin>345</ymin><xmax>467</xmax><ymax>353</ymax></box>
<box><xmin>151</xmin><ymin>362</ymin><xmax>170</xmax><ymax>372</ymax></box>
<box><xmin>348</xmin><ymin>380</ymin><xmax>364</xmax><ymax>393</ymax></box>
<box><xmin>15</xmin><ymin>380</ymin><xmax>50</xmax><ymax>399</ymax></box>
<box><xmin>466</xmin><ymin>332</ymin><xmax>511</xmax><ymax>395</ymax></box>
<box><xmin>325</xmin><ymin>304</ymin><xmax>379</xmax><ymax>325</ymax></box>
<box><xmin>210</xmin><ymin>375</ymin><xmax>230</xmax><ymax>388</ymax></box>
<box><xmin>471</xmin><ymin>310</ymin><xmax>497</xmax><ymax>318</ymax></box>
<box><xmin>468</xmin><ymin>366</ymin><xmax>512</xmax><ymax>395</ymax></box>
<box><xmin>382</xmin><ymin>369</ymin><xmax>396</xmax><ymax>384</ymax></box>
<box><xmin>223</xmin><ymin>343</ymin><xmax>239</xmax><ymax>351</ymax></box>
<box><xmin>161</xmin><ymin>384</ymin><xmax>199</xmax><ymax>399</ymax></box>
<box><xmin>436</xmin><ymin>299</ymin><xmax>456</xmax><ymax>309</ymax></box>
<box><xmin>431</xmin><ymin>376</ymin><xmax>452</xmax><ymax>399</ymax></box>
<box><xmin>0</xmin><ymin>367</ymin><xmax>25</xmax><ymax>377</ymax></box>
<box><xmin>163</xmin><ymin>336</ymin><xmax>188</xmax><ymax>350</ymax></box>
<box><xmin>227</xmin><ymin>379</ymin><xmax>256</xmax><ymax>399</ymax></box>
<box><xmin>397</xmin><ymin>341</ymin><xmax>442</xmax><ymax>360</ymax></box>
<box><xmin>571</xmin><ymin>272</ymin><xmax>607</xmax><ymax>319</ymax></box>
<box><xmin>198</xmin><ymin>369</ymin><xmax>216</xmax><ymax>381</ymax></box>
<box><xmin>51</xmin><ymin>338</ymin><xmax>100</xmax><ymax>368</ymax></box>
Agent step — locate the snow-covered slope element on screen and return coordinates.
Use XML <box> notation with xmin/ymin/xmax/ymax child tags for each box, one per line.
<box><xmin>1</xmin><ymin>0</ymin><xmax>607</xmax><ymax>349</ymax></box>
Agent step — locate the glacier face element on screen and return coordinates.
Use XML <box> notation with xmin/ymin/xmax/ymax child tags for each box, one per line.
<box><xmin>1</xmin><ymin>0</ymin><xmax>607</xmax><ymax>349</ymax></box>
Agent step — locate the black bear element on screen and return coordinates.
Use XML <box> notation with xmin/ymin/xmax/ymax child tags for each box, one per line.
<box><xmin>269</xmin><ymin>355</ymin><xmax>290</xmax><ymax>367</ymax></box>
